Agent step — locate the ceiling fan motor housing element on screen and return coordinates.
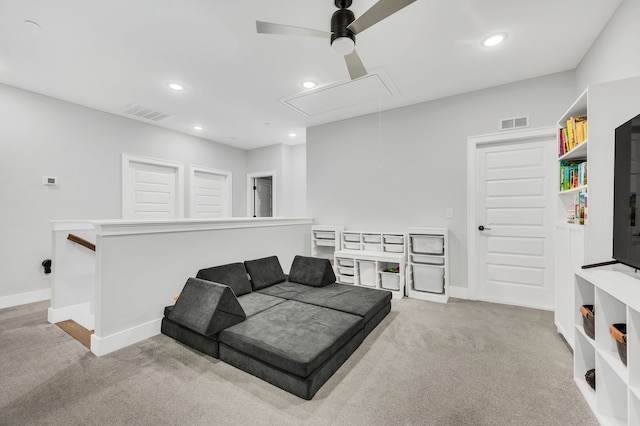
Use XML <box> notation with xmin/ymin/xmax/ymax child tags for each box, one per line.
<box><xmin>331</xmin><ymin>8</ymin><xmax>355</xmax><ymax>45</ymax></box>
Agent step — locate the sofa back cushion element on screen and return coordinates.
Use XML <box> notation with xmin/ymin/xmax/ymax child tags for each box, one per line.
<box><xmin>196</xmin><ymin>262</ymin><xmax>252</xmax><ymax>296</ymax></box>
<box><xmin>288</xmin><ymin>255</ymin><xmax>336</xmax><ymax>287</ymax></box>
<box><xmin>244</xmin><ymin>256</ymin><xmax>287</xmax><ymax>290</ymax></box>
<box><xmin>168</xmin><ymin>277</ymin><xmax>246</xmax><ymax>336</ymax></box>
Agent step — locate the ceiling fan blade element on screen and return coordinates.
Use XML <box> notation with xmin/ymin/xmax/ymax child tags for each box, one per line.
<box><xmin>347</xmin><ymin>0</ymin><xmax>417</xmax><ymax>35</ymax></box>
<box><xmin>344</xmin><ymin>50</ymin><xmax>367</xmax><ymax>80</ymax></box>
<box><xmin>256</xmin><ymin>21</ymin><xmax>330</xmax><ymax>38</ymax></box>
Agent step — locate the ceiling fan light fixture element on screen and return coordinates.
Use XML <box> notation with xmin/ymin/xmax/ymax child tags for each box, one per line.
<box><xmin>331</xmin><ymin>36</ymin><xmax>355</xmax><ymax>55</ymax></box>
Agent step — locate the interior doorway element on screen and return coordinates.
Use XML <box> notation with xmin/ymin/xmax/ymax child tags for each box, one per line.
<box><xmin>247</xmin><ymin>171</ymin><xmax>276</xmax><ymax>217</ymax></box>
<box><xmin>467</xmin><ymin>127</ymin><xmax>556</xmax><ymax>310</ymax></box>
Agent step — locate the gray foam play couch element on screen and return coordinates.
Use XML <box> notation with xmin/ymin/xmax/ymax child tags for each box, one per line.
<box><xmin>161</xmin><ymin>255</ymin><xmax>392</xmax><ymax>400</ymax></box>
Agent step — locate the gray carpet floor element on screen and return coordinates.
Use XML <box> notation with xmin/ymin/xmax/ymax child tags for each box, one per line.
<box><xmin>0</xmin><ymin>298</ymin><xmax>597</xmax><ymax>426</ymax></box>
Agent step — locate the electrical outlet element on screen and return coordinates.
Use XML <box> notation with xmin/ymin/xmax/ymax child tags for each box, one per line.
<box><xmin>445</xmin><ymin>208</ymin><xmax>454</xmax><ymax>219</ymax></box>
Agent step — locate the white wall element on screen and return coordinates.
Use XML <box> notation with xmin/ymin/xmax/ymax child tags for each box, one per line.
<box><xmin>290</xmin><ymin>144</ymin><xmax>307</xmax><ymax>217</ymax></box>
<box><xmin>576</xmin><ymin>0</ymin><xmax>640</xmax><ymax>91</ymax></box>
<box><xmin>307</xmin><ymin>71</ymin><xmax>577</xmax><ymax>290</ymax></box>
<box><xmin>0</xmin><ymin>83</ymin><xmax>248</xmax><ymax>300</ymax></box>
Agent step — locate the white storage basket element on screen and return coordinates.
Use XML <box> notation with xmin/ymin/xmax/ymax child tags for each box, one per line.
<box><xmin>411</xmin><ymin>235</ymin><xmax>444</xmax><ymax>255</ymax></box>
<box><xmin>412</xmin><ymin>264</ymin><xmax>444</xmax><ymax>293</ymax></box>
<box><xmin>358</xmin><ymin>261</ymin><xmax>377</xmax><ymax>287</ymax></box>
<box><xmin>343</xmin><ymin>233</ymin><xmax>361</xmax><ymax>242</ymax></box>
<box><xmin>380</xmin><ymin>272</ymin><xmax>400</xmax><ymax>291</ymax></box>
<box><xmin>363</xmin><ymin>234</ymin><xmax>381</xmax><ymax>243</ymax></box>
<box><xmin>411</xmin><ymin>254</ymin><xmax>444</xmax><ymax>265</ymax></box>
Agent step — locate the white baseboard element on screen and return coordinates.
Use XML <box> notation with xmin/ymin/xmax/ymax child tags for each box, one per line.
<box><xmin>91</xmin><ymin>318</ymin><xmax>162</xmax><ymax>357</ymax></box>
<box><xmin>48</xmin><ymin>303</ymin><xmax>95</xmax><ymax>330</ymax></box>
<box><xmin>0</xmin><ymin>288</ymin><xmax>51</xmax><ymax>310</ymax></box>
<box><xmin>448</xmin><ymin>285</ymin><xmax>471</xmax><ymax>300</ymax></box>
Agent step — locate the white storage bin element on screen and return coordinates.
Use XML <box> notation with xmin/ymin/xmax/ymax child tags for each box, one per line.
<box><xmin>344</xmin><ymin>242</ymin><xmax>360</xmax><ymax>250</ymax></box>
<box><xmin>343</xmin><ymin>233</ymin><xmax>361</xmax><ymax>242</ymax></box>
<box><xmin>411</xmin><ymin>235</ymin><xmax>444</xmax><ymax>255</ymax></box>
<box><xmin>383</xmin><ymin>244</ymin><xmax>403</xmax><ymax>253</ymax></box>
<box><xmin>315</xmin><ymin>239</ymin><xmax>335</xmax><ymax>247</ymax></box>
<box><xmin>411</xmin><ymin>254</ymin><xmax>444</xmax><ymax>265</ymax></box>
<box><xmin>339</xmin><ymin>275</ymin><xmax>354</xmax><ymax>284</ymax></box>
<box><xmin>363</xmin><ymin>234</ymin><xmax>381</xmax><ymax>243</ymax></box>
<box><xmin>384</xmin><ymin>235</ymin><xmax>404</xmax><ymax>244</ymax></box>
<box><xmin>412</xmin><ymin>264</ymin><xmax>444</xmax><ymax>293</ymax></box>
<box><xmin>338</xmin><ymin>267</ymin><xmax>354</xmax><ymax>276</ymax></box>
<box><xmin>380</xmin><ymin>272</ymin><xmax>400</xmax><ymax>290</ymax></box>
<box><xmin>337</xmin><ymin>258</ymin><xmax>354</xmax><ymax>267</ymax></box>
<box><xmin>314</xmin><ymin>231</ymin><xmax>335</xmax><ymax>240</ymax></box>
<box><xmin>358</xmin><ymin>261</ymin><xmax>377</xmax><ymax>287</ymax></box>
<box><xmin>363</xmin><ymin>243</ymin><xmax>381</xmax><ymax>251</ymax></box>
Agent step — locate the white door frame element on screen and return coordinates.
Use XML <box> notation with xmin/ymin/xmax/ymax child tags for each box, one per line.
<box><xmin>467</xmin><ymin>126</ymin><xmax>556</xmax><ymax>301</ymax></box>
<box><xmin>121</xmin><ymin>153</ymin><xmax>184</xmax><ymax>219</ymax></box>
<box><xmin>247</xmin><ymin>170</ymin><xmax>276</xmax><ymax>217</ymax></box>
<box><xmin>188</xmin><ymin>165</ymin><xmax>232</xmax><ymax>217</ymax></box>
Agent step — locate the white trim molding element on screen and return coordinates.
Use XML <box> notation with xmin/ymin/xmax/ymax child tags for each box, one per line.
<box><xmin>91</xmin><ymin>318</ymin><xmax>162</xmax><ymax>357</ymax></box>
<box><xmin>0</xmin><ymin>288</ymin><xmax>51</xmax><ymax>310</ymax></box>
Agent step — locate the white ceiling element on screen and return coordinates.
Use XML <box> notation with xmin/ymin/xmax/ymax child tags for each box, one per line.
<box><xmin>0</xmin><ymin>0</ymin><xmax>623</xmax><ymax>150</ymax></box>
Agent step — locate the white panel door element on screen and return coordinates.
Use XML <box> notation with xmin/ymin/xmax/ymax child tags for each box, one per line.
<box><xmin>475</xmin><ymin>137</ymin><xmax>556</xmax><ymax>309</ymax></box>
<box><xmin>189</xmin><ymin>167</ymin><xmax>231</xmax><ymax>218</ymax></box>
<box><xmin>122</xmin><ymin>155</ymin><xmax>184</xmax><ymax>219</ymax></box>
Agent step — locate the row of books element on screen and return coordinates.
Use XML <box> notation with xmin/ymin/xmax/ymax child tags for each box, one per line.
<box><xmin>567</xmin><ymin>189</ymin><xmax>588</xmax><ymax>225</ymax></box>
<box><xmin>560</xmin><ymin>160</ymin><xmax>587</xmax><ymax>191</ymax></box>
<box><xmin>558</xmin><ymin>114</ymin><xmax>588</xmax><ymax>156</ymax></box>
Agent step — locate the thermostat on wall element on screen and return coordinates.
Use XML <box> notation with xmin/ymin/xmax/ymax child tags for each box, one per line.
<box><xmin>42</xmin><ymin>176</ymin><xmax>58</xmax><ymax>186</ymax></box>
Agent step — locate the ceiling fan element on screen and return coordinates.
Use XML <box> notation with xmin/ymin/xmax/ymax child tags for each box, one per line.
<box><xmin>256</xmin><ymin>0</ymin><xmax>417</xmax><ymax>80</ymax></box>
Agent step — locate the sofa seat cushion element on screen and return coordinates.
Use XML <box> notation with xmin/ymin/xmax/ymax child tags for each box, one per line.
<box><xmin>237</xmin><ymin>292</ymin><xmax>285</xmax><ymax>318</ymax></box>
<box><xmin>219</xmin><ymin>300</ymin><xmax>363</xmax><ymax>378</ymax></box>
<box><xmin>290</xmin><ymin>284</ymin><xmax>392</xmax><ymax>323</ymax></box>
<box><xmin>196</xmin><ymin>262</ymin><xmax>252</xmax><ymax>297</ymax></box>
<box><xmin>255</xmin><ymin>280</ymin><xmax>314</xmax><ymax>300</ymax></box>
<box><xmin>288</xmin><ymin>255</ymin><xmax>336</xmax><ymax>287</ymax></box>
<box><xmin>244</xmin><ymin>256</ymin><xmax>287</xmax><ymax>290</ymax></box>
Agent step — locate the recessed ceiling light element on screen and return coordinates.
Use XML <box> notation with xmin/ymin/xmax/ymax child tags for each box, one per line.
<box><xmin>482</xmin><ymin>33</ymin><xmax>506</xmax><ymax>47</ymax></box>
<box><xmin>289</xmin><ymin>133</ymin><xmax>297</xmax><ymax>137</ymax></box>
<box><xmin>167</xmin><ymin>82</ymin><xmax>185</xmax><ymax>91</ymax></box>
<box><xmin>193</xmin><ymin>125</ymin><xmax>203</xmax><ymax>131</ymax></box>
<box><xmin>302</xmin><ymin>81</ymin><xmax>316</xmax><ymax>89</ymax></box>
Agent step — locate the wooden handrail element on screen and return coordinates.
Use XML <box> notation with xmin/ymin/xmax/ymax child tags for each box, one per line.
<box><xmin>67</xmin><ymin>234</ymin><xmax>96</xmax><ymax>252</ymax></box>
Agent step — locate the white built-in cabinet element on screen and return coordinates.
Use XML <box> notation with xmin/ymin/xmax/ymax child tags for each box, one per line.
<box><xmin>574</xmin><ymin>267</ymin><xmax>640</xmax><ymax>425</ymax></box>
<box><xmin>406</xmin><ymin>227</ymin><xmax>449</xmax><ymax>303</ymax></box>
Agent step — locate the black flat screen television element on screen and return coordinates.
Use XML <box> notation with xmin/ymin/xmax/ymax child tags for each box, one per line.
<box><xmin>613</xmin><ymin>113</ymin><xmax>640</xmax><ymax>269</ymax></box>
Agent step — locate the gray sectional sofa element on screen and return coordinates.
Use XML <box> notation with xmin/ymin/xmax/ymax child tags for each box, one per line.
<box><xmin>161</xmin><ymin>255</ymin><xmax>392</xmax><ymax>399</ymax></box>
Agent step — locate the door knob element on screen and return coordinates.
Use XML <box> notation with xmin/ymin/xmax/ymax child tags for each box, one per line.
<box><xmin>478</xmin><ymin>225</ymin><xmax>491</xmax><ymax>231</ymax></box>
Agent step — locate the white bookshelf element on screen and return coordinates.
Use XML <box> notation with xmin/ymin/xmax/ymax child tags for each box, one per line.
<box><xmin>574</xmin><ymin>266</ymin><xmax>640</xmax><ymax>425</ymax></box>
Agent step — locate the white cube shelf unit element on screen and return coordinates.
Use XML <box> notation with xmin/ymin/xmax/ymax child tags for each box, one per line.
<box><xmin>334</xmin><ymin>230</ymin><xmax>406</xmax><ymax>299</ymax></box>
<box><xmin>406</xmin><ymin>227</ymin><xmax>449</xmax><ymax>303</ymax></box>
<box><xmin>334</xmin><ymin>250</ymin><xmax>406</xmax><ymax>299</ymax></box>
<box><xmin>574</xmin><ymin>266</ymin><xmax>640</xmax><ymax>425</ymax></box>
<box><xmin>311</xmin><ymin>225</ymin><xmax>343</xmax><ymax>264</ymax></box>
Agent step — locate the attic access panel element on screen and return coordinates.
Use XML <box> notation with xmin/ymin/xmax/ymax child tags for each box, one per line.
<box><xmin>280</xmin><ymin>72</ymin><xmax>395</xmax><ymax>117</ymax></box>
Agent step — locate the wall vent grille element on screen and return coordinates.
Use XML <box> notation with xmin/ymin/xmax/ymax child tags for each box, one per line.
<box><xmin>500</xmin><ymin>116</ymin><xmax>529</xmax><ymax>130</ymax></box>
<box><xmin>122</xmin><ymin>104</ymin><xmax>174</xmax><ymax>122</ymax></box>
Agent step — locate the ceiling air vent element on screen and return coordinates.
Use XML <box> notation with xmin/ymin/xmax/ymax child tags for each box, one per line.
<box><xmin>122</xmin><ymin>104</ymin><xmax>174</xmax><ymax>122</ymax></box>
<box><xmin>500</xmin><ymin>116</ymin><xmax>529</xmax><ymax>131</ymax></box>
